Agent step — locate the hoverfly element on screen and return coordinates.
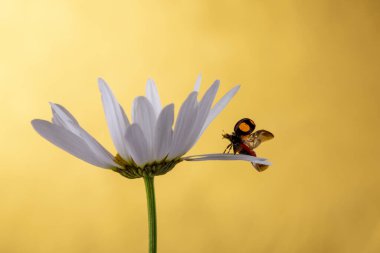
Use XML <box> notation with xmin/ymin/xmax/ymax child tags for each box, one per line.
<box><xmin>223</xmin><ymin>118</ymin><xmax>274</xmax><ymax>172</ymax></box>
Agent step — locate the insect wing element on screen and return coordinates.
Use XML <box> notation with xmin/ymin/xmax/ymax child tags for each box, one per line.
<box><xmin>251</xmin><ymin>130</ymin><xmax>274</xmax><ymax>149</ymax></box>
<box><xmin>251</xmin><ymin>162</ymin><xmax>269</xmax><ymax>172</ymax></box>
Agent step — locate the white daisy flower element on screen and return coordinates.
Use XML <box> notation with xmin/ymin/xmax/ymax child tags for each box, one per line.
<box><xmin>31</xmin><ymin>76</ymin><xmax>270</xmax><ymax>178</ymax></box>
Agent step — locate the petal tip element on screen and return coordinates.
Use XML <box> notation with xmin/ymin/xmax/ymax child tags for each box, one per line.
<box><xmin>31</xmin><ymin>119</ymin><xmax>48</xmax><ymax>132</ymax></box>
<box><xmin>31</xmin><ymin>119</ymin><xmax>39</xmax><ymax>127</ymax></box>
<box><xmin>212</xmin><ymin>79</ymin><xmax>220</xmax><ymax>88</ymax></box>
<box><xmin>97</xmin><ymin>78</ymin><xmax>108</xmax><ymax>90</ymax></box>
<box><xmin>49</xmin><ymin>102</ymin><xmax>59</xmax><ymax>110</ymax></box>
<box><xmin>194</xmin><ymin>74</ymin><xmax>202</xmax><ymax>91</ymax></box>
<box><xmin>147</xmin><ymin>78</ymin><xmax>155</xmax><ymax>84</ymax></box>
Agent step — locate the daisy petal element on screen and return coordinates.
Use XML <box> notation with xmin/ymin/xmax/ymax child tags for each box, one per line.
<box><xmin>182</xmin><ymin>80</ymin><xmax>220</xmax><ymax>152</ymax></box>
<box><xmin>50</xmin><ymin>103</ymin><xmax>118</xmax><ymax>167</ymax></box>
<box><xmin>50</xmin><ymin>102</ymin><xmax>78</xmax><ymax>127</ymax></box>
<box><xmin>31</xmin><ymin>120</ymin><xmax>116</xmax><ymax>168</ymax></box>
<box><xmin>132</xmin><ymin>96</ymin><xmax>156</xmax><ymax>154</ymax></box>
<box><xmin>153</xmin><ymin>104</ymin><xmax>174</xmax><ymax>161</ymax></box>
<box><xmin>98</xmin><ymin>78</ymin><xmax>130</xmax><ymax>159</ymax></box>
<box><xmin>168</xmin><ymin>92</ymin><xmax>199</xmax><ymax>159</ymax></box>
<box><xmin>125</xmin><ymin>123</ymin><xmax>151</xmax><ymax>166</ymax></box>
<box><xmin>194</xmin><ymin>74</ymin><xmax>202</xmax><ymax>92</ymax></box>
<box><xmin>200</xmin><ymin>85</ymin><xmax>240</xmax><ymax>135</ymax></box>
<box><xmin>146</xmin><ymin>79</ymin><xmax>162</xmax><ymax>117</ymax></box>
<box><xmin>183</xmin><ymin>153</ymin><xmax>271</xmax><ymax>165</ymax></box>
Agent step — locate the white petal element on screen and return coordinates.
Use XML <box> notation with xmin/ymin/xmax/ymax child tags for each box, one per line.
<box><xmin>50</xmin><ymin>102</ymin><xmax>78</xmax><ymax>127</ymax></box>
<box><xmin>50</xmin><ymin>103</ymin><xmax>80</xmax><ymax>134</ymax></box>
<box><xmin>78</xmin><ymin>130</ymin><xmax>121</xmax><ymax>167</ymax></box>
<box><xmin>146</xmin><ymin>79</ymin><xmax>162</xmax><ymax>117</ymax></box>
<box><xmin>182</xmin><ymin>80</ymin><xmax>220</xmax><ymax>153</ymax></box>
<box><xmin>125</xmin><ymin>123</ymin><xmax>151</xmax><ymax>166</ymax></box>
<box><xmin>98</xmin><ymin>78</ymin><xmax>130</xmax><ymax>159</ymax></box>
<box><xmin>153</xmin><ymin>104</ymin><xmax>174</xmax><ymax>161</ymax></box>
<box><xmin>167</xmin><ymin>92</ymin><xmax>199</xmax><ymax>159</ymax></box>
<box><xmin>132</xmin><ymin>96</ymin><xmax>156</xmax><ymax>155</ymax></box>
<box><xmin>194</xmin><ymin>74</ymin><xmax>202</xmax><ymax>92</ymax></box>
<box><xmin>200</xmin><ymin>85</ymin><xmax>240</xmax><ymax>136</ymax></box>
<box><xmin>31</xmin><ymin>120</ymin><xmax>117</xmax><ymax>168</ymax></box>
<box><xmin>50</xmin><ymin>103</ymin><xmax>118</xmax><ymax>167</ymax></box>
<box><xmin>182</xmin><ymin>153</ymin><xmax>271</xmax><ymax>165</ymax></box>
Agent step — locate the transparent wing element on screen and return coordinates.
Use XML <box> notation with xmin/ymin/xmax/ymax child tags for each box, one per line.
<box><xmin>251</xmin><ymin>162</ymin><xmax>269</xmax><ymax>172</ymax></box>
<box><xmin>250</xmin><ymin>130</ymin><xmax>274</xmax><ymax>149</ymax></box>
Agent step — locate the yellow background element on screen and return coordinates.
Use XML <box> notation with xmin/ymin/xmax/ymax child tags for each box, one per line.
<box><xmin>1</xmin><ymin>0</ymin><xmax>379</xmax><ymax>252</ymax></box>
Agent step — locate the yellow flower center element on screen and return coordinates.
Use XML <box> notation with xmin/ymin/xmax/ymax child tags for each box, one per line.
<box><xmin>113</xmin><ymin>154</ymin><xmax>182</xmax><ymax>179</ymax></box>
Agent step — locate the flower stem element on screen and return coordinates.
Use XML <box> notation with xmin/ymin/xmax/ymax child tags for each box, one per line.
<box><xmin>144</xmin><ymin>176</ymin><xmax>157</xmax><ymax>253</ymax></box>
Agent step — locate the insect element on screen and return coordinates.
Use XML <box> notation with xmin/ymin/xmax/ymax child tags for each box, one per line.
<box><xmin>222</xmin><ymin>118</ymin><xmax>274</xmax><ymax>172</ymax></box>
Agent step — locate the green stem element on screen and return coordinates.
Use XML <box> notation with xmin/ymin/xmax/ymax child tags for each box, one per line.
<box><xmin>144</xmin><ymin>176</ymin><xmax>157</xmax><ymax>253</ymax></box>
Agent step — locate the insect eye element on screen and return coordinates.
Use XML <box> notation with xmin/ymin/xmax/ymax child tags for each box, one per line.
<box><xmin>234</xmin><ymin>118</ymin><xmax>256</xmax><ymax>136</ymax></box>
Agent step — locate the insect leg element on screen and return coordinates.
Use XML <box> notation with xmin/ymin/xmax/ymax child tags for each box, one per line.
<box><xmin>224</xmin><ymin>144</ymin><xmax>232</xmax><ymax>153</ymax></box>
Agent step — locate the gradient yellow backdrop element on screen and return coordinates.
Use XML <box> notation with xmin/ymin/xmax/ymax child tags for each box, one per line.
<box><xmin>1</xmin><ymin>0</ymin><xmax>379</xmax><ymax>252</ymax></box>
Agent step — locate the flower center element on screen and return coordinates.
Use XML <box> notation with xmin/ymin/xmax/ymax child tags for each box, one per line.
<box><xmin>112</xmin><ymin>154</ymin><xmax>182</xmax><ymax>179</ymax></box>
